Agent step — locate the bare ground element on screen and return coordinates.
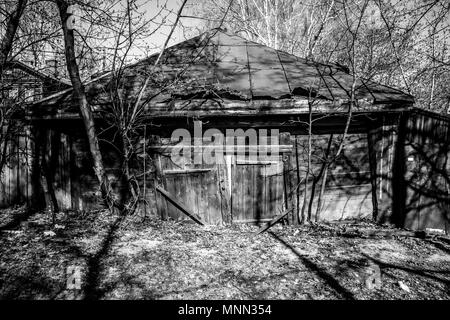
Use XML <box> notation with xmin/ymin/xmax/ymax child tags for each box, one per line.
<box><xmin>0</xmin><ymin>206</ymin><xmax>449</xmax><ymax>300</ymax></box>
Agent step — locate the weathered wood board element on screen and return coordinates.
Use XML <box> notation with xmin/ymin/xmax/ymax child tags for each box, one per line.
<box><xmin>4</xmin><ymin>108</ymin><xmax>448</xmax><ymax>233</ymax></box>
<box><xmin>369</xmin><ymin>109</ymin><xmax>450</xmax><ymax>233</ymax></box>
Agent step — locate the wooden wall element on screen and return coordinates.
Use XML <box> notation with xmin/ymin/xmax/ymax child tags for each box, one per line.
<box><xmin>367</xmin><ymin>115</ymin><xmax>398</xmax><ymax>223</ymax></box>
<box><xmin>369</xmin><ymin>109</ymin><xmax>450</xmax><ymax>233</ymax></box>
<box><xmin>4</xmin><ymin>109</ymin><xmax>448</xmax><ymax>232</ymax></box>
<box><xmin>0</xmin><ymin>120</ymin><xmax>375</xmax><ymax>224</ymax></box>
<box><xmin>288</xmin><ymin>133</ymin><xmax>373</xmax><ymax>222</ymax></box>
<box><xmin>150</xmin><ymin>131</ymin><xmax>373</xmax><ymax>224</ymax></box>
<box><xmin>0</xmin><ymin>124</ymin><xmax>32</xmax><ymax>208</ymax></box>
<box><xmin>402</xmin><ymin>109</ymin><xmax>449</xmax><ymax>232</ymax></box>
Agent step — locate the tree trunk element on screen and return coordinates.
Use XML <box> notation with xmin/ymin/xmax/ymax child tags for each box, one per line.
<box><xmin>0</xmin><ymin>0</ymin><xmax>27</xmax><ymax>74</ymax></box>
<box><xmin>40</xmin><ymin>131</ymin><xmax>59</xmax><ymax>223</ymax></box>
<box><xmin>315</xmin><ymin>163</ymin><xmax>329</xmax><ymax>222</ymax></box>
<box><xmin>56</xmin><ymin>0</ymin><xmax>122</xmax><ymax>212</ymax></box>
<box><xmin>0</xmin><ymin>123</ymin><xmax>11</xmax><ymax>175</ymax></box>
<box><xmin>0</xmin><ymin>0</ymin><xmax>27</xmax><ymax>176</ymax></box>
<box><xmin>294</xmin><ymin>136</ymin><xmax>301</xmax><ymax>224</ymax></box>
<box><xmin>307</xmin><ymin>134</ymin><xmax>333</xmax><ymax>220</ymax></box>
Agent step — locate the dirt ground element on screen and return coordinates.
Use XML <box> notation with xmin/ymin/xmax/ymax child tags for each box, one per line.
<box><xmin>0</xmin><ymin>206</ymin><xmax>449</xmax><ymax>300</ymax></box>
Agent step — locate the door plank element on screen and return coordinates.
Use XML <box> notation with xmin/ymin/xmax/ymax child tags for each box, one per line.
<box><xmin>156</xmin><ymin>186</ymin><xmax>204</xmax><ymax>225</ymax></box>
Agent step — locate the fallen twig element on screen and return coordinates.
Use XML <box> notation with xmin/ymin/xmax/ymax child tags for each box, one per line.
<box><xmin>256</xmin><ymin>208</ymin><xmax>293</xmax><ymax>235</ymax></box>
<box><xmin>156</xmin><ymin>186</ymin><xmax>204</xmax><ymax>226</ymax></box>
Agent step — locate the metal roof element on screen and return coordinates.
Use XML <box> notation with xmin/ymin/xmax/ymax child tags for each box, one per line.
<box><xmin>33</xmin><ymin>28</ymin><xmax>414</xmax><ymax>114</ymax></box>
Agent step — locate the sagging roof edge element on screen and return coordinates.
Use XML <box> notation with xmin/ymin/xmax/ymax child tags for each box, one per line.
<box><xmin>27</xmin><ymin>102</ymin><xmax>414</xmax><ymax>122</ymax></box>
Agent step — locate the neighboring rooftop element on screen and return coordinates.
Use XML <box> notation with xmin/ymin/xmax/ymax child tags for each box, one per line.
<box><xmin>3</xmin><ymin>60</ymin><xmax>71</xmax><ymax>86</ymax></box>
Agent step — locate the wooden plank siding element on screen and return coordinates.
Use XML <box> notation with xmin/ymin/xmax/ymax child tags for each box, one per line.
<box><xmin>369</xmin><ymin>109</ymin><xmax>450</xmax><ymax>233</ymax></box>
<box><xmin>0</xmin><ymin>122</ymin><xmax>376</xmax><ymax>225</ymax></box>
<box><xmin>0</xmin><ymin>124</ymin><xmax>33</xmax><ymax>208</ymax></box>
<box><xmin>4</xmin><ymin>108</ymin><xmax>448</xmax><ymax>232</ymax></box>
<box><xmin>284</xmin><ymin>133</ymin><xmax>373</xmax><ymax>223</ymax></box>
<box><xmin>150</xmin><ymin>130</ymin><xmax>373</xmax><ymax>224</ymax></box>
<box><xmin>401</xmin><ymin>109</ymin><xmax>450</xmax><ymax>232</ymax></box>
<box><xmin>368</xmin><ymin>115</ymin><xmax>399</xmax><ymax>224</ymax></box>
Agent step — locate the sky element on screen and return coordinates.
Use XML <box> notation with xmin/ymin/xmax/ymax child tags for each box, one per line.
<box><xmin>26</xmin><ymin>0</ymin><xmax>205</xmax><ymax>73</ymax></box>
<box><xmin>125</xmin><ymin>0</ymin><xmax>204</xmax><ymax>61</ymax></box>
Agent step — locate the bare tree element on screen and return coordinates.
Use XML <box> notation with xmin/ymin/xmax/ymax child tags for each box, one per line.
<box><xmin>99</xmin><ymin>0</ymin><xmax>187</xmax><ymax>214</ymax></box>
<box><xmin>0</xmin><ymin>0</ymin><xmax>28</xmax><ymax>74</ymax></box>
<box><xmin>0</xmin><ymin>0</ymin><xmax>28</xmax><ymax>178</ymax></box>
<box><xmin>195</xmin><ymin>0</ymin><xmax>450</xmax><ymax>114</ymax></box>
<box><xmin>193</xmin><ymin>0</ymin><xmax>337</xmax><ymax>58</ymax></box>
<box><xmin>53</xmin><ymin>0</ymin><xmax>192</xmax><ymax>214</ymax></box>
<box><xmin>55</xmin><ymin>0</ymin><xmax>125</xmax><ymax>212</ymax></box>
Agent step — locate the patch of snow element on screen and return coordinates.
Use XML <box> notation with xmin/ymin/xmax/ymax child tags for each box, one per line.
<box><xmin>428</xmin><ymin>253</ymin><xmax>450</xmax><ymax>262</ymax></box>
<box><xmin>398</xmin><ymin>281</ymin><xmax>411</xmax><ymax>293</ymax></box>
<box><xmin>115</xmin><ymin>239</ymin><xmax>162</xmax><ymax>255</ymax></box>
<box><xmin>425</xmin><ymin>228</ymin><xmax>445</xmax><ymax>235</ymax></box>
<box><xmin>195</xmin><ymin>248</ymin><xmax>217</xmax><ymax>256</ymax></box>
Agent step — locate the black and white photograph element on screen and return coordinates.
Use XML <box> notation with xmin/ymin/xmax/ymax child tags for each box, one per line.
<box><xmin>0</xmin><ymin>0</ymin><xmax>449</xmax><ymax>305</ymax></box>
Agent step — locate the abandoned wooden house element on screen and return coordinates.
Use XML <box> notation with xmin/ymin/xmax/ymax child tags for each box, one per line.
<box><xmin>1</xmin><ymin>60</ymin><xmax>70</xmax><ymax>103</ymax></box>
<box><xmin>0</xmin><ymin>60</ymin><xmax>70</xmax><ymax>207</ymax></box>
<box><xmin>5</xmin><ymin>29</ymin><xmax>449</xmax><ymax>232</ymax></box>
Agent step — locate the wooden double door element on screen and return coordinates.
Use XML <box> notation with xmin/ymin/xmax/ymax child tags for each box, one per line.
<box><xmin>156</xmin><ymin>154</ymin><xmax>286</xmax><ymax>225</ymax></box>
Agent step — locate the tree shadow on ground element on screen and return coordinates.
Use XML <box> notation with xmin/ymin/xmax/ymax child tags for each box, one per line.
<box><xmin>425</xmin><ymin>239</ymin><xmax>450</xmax><ymax>255</ymax></box>
<box><xmin>83</xmin><ymin>213</ymin><xmax>126</xmax><ymax>300</ymax></box>
<box><xmin>362</xmin><ymin>253</ymin><xmax>450</xmax><ymax>285</ymax></box>
<box><xmin>0</xmin><ymin>211</ymin><xmax>127</xmax><ymax>300</ymax></box>
<box><xmin>0</xmin><ymin>270</ymin><xmax>60</xmax><ymax>299</ymax></box>
<box><xmin>268</xmin><ymin>231</ymin><xmax>354</xmax><ymax>300</ymax></box>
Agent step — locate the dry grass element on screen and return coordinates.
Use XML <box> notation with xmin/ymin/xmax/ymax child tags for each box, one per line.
<box><xmin>0</xmin><ymin>206</ymin><xmax>449</xmax><ymax>299</ymax></box>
